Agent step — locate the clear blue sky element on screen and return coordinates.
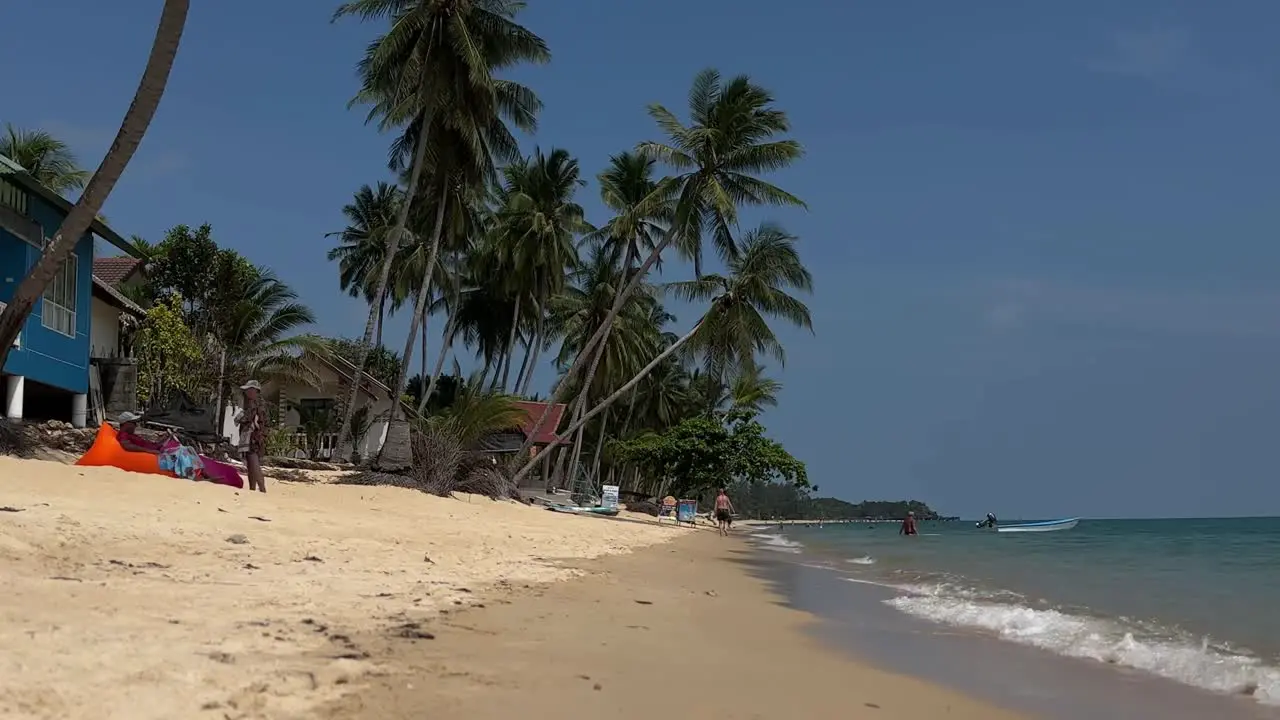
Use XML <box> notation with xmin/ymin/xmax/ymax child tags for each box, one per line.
<box><xmin>6</xmin><ymin>0</ymin><xmax>1280</xmax><ymax>518</ymax></box>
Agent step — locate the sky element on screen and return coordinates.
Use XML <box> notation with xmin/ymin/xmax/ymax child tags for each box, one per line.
<box><xmin>5</xmin><ymin>0</ymin><xmax>1280</xmax><ymax>519</ymax></box>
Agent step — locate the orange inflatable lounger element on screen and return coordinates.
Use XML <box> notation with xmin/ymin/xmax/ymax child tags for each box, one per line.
<box><xmin>76</xmin><ymin>423</ymin><xmax>245</xmax><ymax>489</ymax></box>
<box><xmin>77</xmin><ymin>423</ymin><xmax>169</xmax><ymax>475</ymax></box>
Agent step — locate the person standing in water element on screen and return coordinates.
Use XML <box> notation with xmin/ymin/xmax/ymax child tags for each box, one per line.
<box><xmin>899</xmin><ymin>510</ymin><xmax>918</xmax><ymax>536</ymax></box>
<box><xmin>713</xmin><ymin>488</ymin><xmax>735</xmax><ymax>536</ymax></box>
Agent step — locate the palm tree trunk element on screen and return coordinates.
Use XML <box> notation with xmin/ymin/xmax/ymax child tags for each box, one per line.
<box><xmin>213</xmin><ymin>346</ymin><xmax>227</xmax><ymax>434</ymax></box>
<box><xmin>565</xmin><ymin>319</ymin><xmax>614</xmax><ymax>485</ymax></box>
<box><xmin>512</xmin><ymin>319</ymin><xmax>701</xmax><ymax>485</ymax></box>
<box><xmin>375</xmin><ymin>294</ymin><xmax>387</xmax><ymax>347</ymax></box>
<box><xmin>420</xmin><ymin>310</ymin><xmax>428</xmax><ymax>381</ymax></box>
<box><xmin>0</xmin><ymin>0</ymin><xmax>189</xmax><ymax>363</ymax></box>
<box><xmin>375</xmin><ymin>182</ymin><xmax>449</xmax><ymax>469</ymax></box>
<box><xmin>551</xmin><ymin>438</ymin><xmax>571</xmax><ymax>490</ymax></box>
<box><xmin>499</xmin><ymin>295</ymin><xmax>522</xmax><ymax>392</ymax></box>
<box><xmin>513</xmin><ymin>338</ymin><xmax>532</xmax><ymax>397</ymax></box>
<box><xmin>518</xmin><ymin>305</ymin><xmax>543</xmax><ymax>396</ymax></box>
<box><xmin>539</xmin><ymin>445</ymin><xmax>553</xmax><ymax>490</ymax></box>
<box><xmin>515</xmin><ymin>235</ymin><xmax>673</xmax><ymax>457</ymax></box>
<box><xmin>589</xmin><ymin>407</ymin><xmax>610</xmax><ymax>486</ymax></box>
<box><xmin>335</xmin><ymin>121</ymin><xmax>433</xmax><ymax>461</ymax></box>
<box><xmin>417</xmin><ymin>313</ymin><xmax>456</xmax><ymax>415</ymax></box>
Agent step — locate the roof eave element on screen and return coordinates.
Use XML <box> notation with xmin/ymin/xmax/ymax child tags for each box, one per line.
<box><xmin>5</xmin><ymin>169</ymin><xmax>140</xmax><ymax>258</ymax></box>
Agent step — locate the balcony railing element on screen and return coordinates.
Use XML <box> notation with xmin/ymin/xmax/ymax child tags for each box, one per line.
<box><xmin>287</xmin><ymin>431</ymin><xmax>338</xmax><ymax>460</ymax></box>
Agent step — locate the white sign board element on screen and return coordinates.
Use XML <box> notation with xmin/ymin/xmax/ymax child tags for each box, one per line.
<box><xmin>601</xmin><ymin>485</ymin><xmax>620</xmax><ymax>510</ymax></box>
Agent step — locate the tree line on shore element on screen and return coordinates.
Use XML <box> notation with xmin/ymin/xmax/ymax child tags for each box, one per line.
<box><xmin>0</xmin><ymin>0</ymin><xmax>829</xmax><ymax>505</ymax></box>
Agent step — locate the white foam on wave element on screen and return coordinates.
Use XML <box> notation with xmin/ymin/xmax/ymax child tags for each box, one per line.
<box><xmin>886</xmin><ymin>591</ymin><xmax>1280</xmax><ymax>705</ymax></box>
<box><xmin>748</xmin><ymin>533</ymin><xmax>804</xmax><ymax>554</ymax></box>
<box><xmin>845</xmin><ymin>556</ymin><xmax>876</xmax><ymax>565</ymax></box>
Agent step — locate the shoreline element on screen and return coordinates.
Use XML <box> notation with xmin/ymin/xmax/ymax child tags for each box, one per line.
<box><xmin>742</xmin><ymin>529</ymin><xmax>1280</xmax><ymax>719</ymax></box>
<box><xmin>318</xmin><ymin>529</ymin><xmax>1026</xmax><ymax>720</ymax></box>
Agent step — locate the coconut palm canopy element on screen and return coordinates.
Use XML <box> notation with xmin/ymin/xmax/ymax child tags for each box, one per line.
<box><xmin>317</xmin><ymin>5</ymin><xmax>816</xmax><ymax>495</ymax></box>
<box><xmin>0</xmin><ymin>2</ymin><xmax>816</xmax><ymax>505</ymax></box>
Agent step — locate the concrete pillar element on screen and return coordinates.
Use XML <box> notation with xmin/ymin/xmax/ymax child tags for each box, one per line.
<box><xmin>71</xmin><ymin>392</ymin><xmax>87</xmax><ymax>428</ymax></box>
<box><xmin>4</xmin><ymin>374</ymin><xmax>23</xmax><ymax>421</ymax></box>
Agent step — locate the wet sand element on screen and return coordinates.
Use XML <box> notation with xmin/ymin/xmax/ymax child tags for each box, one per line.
<box><xmin>319</xmin><ymin>531</ymin><xmax>1026</xmax><ymax>720</ymax></box>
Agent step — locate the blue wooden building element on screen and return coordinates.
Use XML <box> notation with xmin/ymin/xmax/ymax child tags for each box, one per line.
<box><xmin>0</xmin><ymin>153</ymin><xmax>142</xmax><ymax>426</ymax></box>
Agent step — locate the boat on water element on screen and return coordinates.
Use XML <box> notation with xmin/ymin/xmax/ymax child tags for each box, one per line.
<box><xmin>995</xmin><ymin>518</ymin><xmax>1078</xmax><ymax>533</ymax></box>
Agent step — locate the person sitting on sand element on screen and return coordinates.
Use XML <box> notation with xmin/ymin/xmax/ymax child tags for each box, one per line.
<box><xmin>899</xmin><ymin>510</ymin><xmax>918</xmax><ymax>537</ymax></box>
<box><xmin>116</xmin><ymin>412</ymin><xmax>205</xmax><ymax>481</ymax></box>
<box><xmin>714</xmin><ymin>488</ymin><xmax>735</xmax><ymax>536</ymax></box>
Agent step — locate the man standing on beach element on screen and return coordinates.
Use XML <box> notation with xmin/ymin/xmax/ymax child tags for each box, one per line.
<box><xmin>899</xmin><ymin>510</ymin><xmax>918</xmax><ymax>537</ymax></box>
<box><xmin>714</xmin><ymin>488</ymin><xmax>735</xmax><ymax>536</ymax></box>
<box><xmin>237</xmin><ymin>380</ymin><xmax>269</xmax><ymax>493</ymax></box>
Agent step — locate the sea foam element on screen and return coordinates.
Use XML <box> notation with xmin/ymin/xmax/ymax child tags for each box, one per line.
<box><xmin>885</xmin><ymin>586</ymin><xmax>1280</xmax><ymax>705</ymax></box>
<box><xmin>747</xmin><ymin>532</ymin><xmax>804</xmax><ymax>554</ymax></box>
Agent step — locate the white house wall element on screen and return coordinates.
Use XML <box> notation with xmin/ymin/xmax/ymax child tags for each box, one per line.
<box><xmin>220</xmin><ymin>358</ymin><xmax>395</xmax><ymax>460</ymax></box>
<box><xmin>89</xmin><ymin>297</ymin><xmax>120</xmax><ymax>359</ymax></box>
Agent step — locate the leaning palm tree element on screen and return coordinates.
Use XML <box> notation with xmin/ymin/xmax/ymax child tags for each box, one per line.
<box><xmin>512</xmin><ymin>222</ymin><xmax>813</xmax><ymax>484</ymax></box>
<box><xmin>517</xmin><ymin>68</ymin><xmax>804</xmax><ymax>460</ymax></box>
<box><xmin>0</xmin><ymin>126</ymin><xmax>90</xmax><ymax>193</ymax></box>
<box><xmin>0</xmin><ymin>0</ymin><xmax>189</xmax><ymax>367</ymax></box>
<box><xmin>331</xmin><ymin>0</ymin><xmax>549</xmax><ymax>464</ymax></box>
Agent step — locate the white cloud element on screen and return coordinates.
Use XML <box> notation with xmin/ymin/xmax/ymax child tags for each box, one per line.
<box><xmin>1087</xmin><ymin>26</ymin><xmax>1192</xmax><ymax>80</ymax></box>
<box><xmin>981</xmin><ymin>277</ymin><xmax>1280</xmax><ymax>339</ymax></box>
<box><xmin>1086</xmin><ymin>25</ymin><xmax>1261</xmax><ymax>97</ymax></box>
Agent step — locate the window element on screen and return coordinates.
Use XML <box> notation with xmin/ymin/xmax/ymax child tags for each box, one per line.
<box><xmin>297</xmin><ymin>398</ymin><xmax>336</xmax><ymax>415</ymax></box>
<box><xmin>0</xmin><ymin>178</ymin><xmax>27</xmax><ymax>216</ymax></box>
<box><xmin>42</xmin><ymin>253</ymin><xmax>77</xmax><ymax>337</ymax></box>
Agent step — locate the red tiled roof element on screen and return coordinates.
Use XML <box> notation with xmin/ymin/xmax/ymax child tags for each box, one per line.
<box><xmin>515</xmin><ymin>401</ymin><xmax>567</xmax><ymax>445</ymax></box>
<box><xmin>93</xmin><ymin>257</ymin><xmax>143</xmax><ymax>287</ymax></box>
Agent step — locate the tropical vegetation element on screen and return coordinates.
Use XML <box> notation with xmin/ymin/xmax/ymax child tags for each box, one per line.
<box><xmin>0</xmin><ymin>0</ymin><xmax>822</xmax><ymax>508</ymax></box>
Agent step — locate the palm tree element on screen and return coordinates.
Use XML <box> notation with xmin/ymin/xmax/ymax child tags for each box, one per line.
<box><xmin>489</xmin><ymin>147</ymin><xmax>588</xmax><ymax>393</ymax></box>
<box><xmin>326</xmin><ymin>182</ymin><xmax>404</xmax><ymax>346</ymax></box>
<box><xmin>0</xmin><ymin>126</ymin><xmax>90</xmax><ymax>193</ymax></box>
<box><xmin>549</xmin><ymin>244</ymin><xmax>671</xmax><ymax>484</ymax></box>
<box><xmin>518</xmin><ymin>68</ymin><xmax>803</xmax><ymax>460</ymax></box>
<box><xmin>0</xmin><ymin>0</ymin><xmax>189</xmax><ymax>367</ymax></box>
<box><xmin>512</xmin><ymin>222</ymin><xmax>813</xmax><ymax>484</ymax></box>
<box><xmin>729</xmin><ymin>365</ymin><xmax>781</xmax><ymax>414</ymax></box>
<box><xmin>331</xmin><ymin>0</ymin><xmax>549</xmax><ymax>465</ymax></box>
<box><xmin>591</xmin><ymin>151</ymin><xmax>672</xmax><ymax>274</ymax></box>
<box><xmin>214</xmin><ymin>268</ymin><xmax>329</xmax><ymax>428</ymax></box>
<box><xmin>671</xmin><ymin>223</ymin><xmax>813</xmax><ymax>380</ymax></box>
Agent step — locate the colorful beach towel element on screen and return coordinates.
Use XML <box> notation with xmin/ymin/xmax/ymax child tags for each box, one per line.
<box><xmin>158</xmin><ymin>440</ymin><xmax>204</xmax><ymax>480</ymax></box>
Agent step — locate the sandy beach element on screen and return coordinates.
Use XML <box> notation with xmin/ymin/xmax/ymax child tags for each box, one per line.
<box><xmin>0</xmin><ymin>456</ymin><xmax>1024</xmax><ymax>720</ymax></box>
<box><xmin>317</xmin><ymin>529</ymin><xmax>1027</xmax><ymax>720</ymax></box>
<box><xmin>0</xmin><ymin>457</ymin><xmax>671</xmax><ymax>719</ymax></box>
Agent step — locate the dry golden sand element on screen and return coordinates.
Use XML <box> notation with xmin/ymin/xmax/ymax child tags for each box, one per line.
<box><xmin>0</xmin><ymin>456</ymin><xmax>1025</xmax><ymax>720</ymax></box>
<box><xmin>0</xmin><ymin>457</ymin><xmax>673</xmax><ymax>719</ymax></box>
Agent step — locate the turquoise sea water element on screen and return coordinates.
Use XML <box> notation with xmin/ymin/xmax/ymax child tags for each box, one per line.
<box><xmin>747</xmin><ymin>517</ymin><xmax>1280</xmax><ymax>705</ymax></box>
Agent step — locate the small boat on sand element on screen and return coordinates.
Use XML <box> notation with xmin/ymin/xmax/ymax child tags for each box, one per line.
<box><xmin>996</xmin><ymin>518</ymin><xmax>1078</xmax><ymax>533</ymax></box>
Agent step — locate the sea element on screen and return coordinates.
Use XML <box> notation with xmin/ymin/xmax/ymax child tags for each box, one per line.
<box><xmin>744</xmin><ymin>517</ymin><xmax>1280</xmax><ymax>718</ymax></box>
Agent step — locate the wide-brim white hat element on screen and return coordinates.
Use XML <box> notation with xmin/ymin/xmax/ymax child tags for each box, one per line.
<box><xmin>240</xmin><ymin>380</ymin><xmax>262</xmax><ymax>391</ymax></box>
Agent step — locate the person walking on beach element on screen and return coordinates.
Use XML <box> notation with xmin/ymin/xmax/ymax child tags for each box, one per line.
<box><xmin>714</xmin><ymin>488</ymin><xmax>735</xmax><ymax>536</ymax></box>
<box><xmin>236</xmin><ymin>380</ymin><xmax>269</xmax><ymax>493</ymax></box>
<box><xmin>899</xmin><ymin>510</ymin><xmax>918</xmax><ymax>537</ymax></box>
